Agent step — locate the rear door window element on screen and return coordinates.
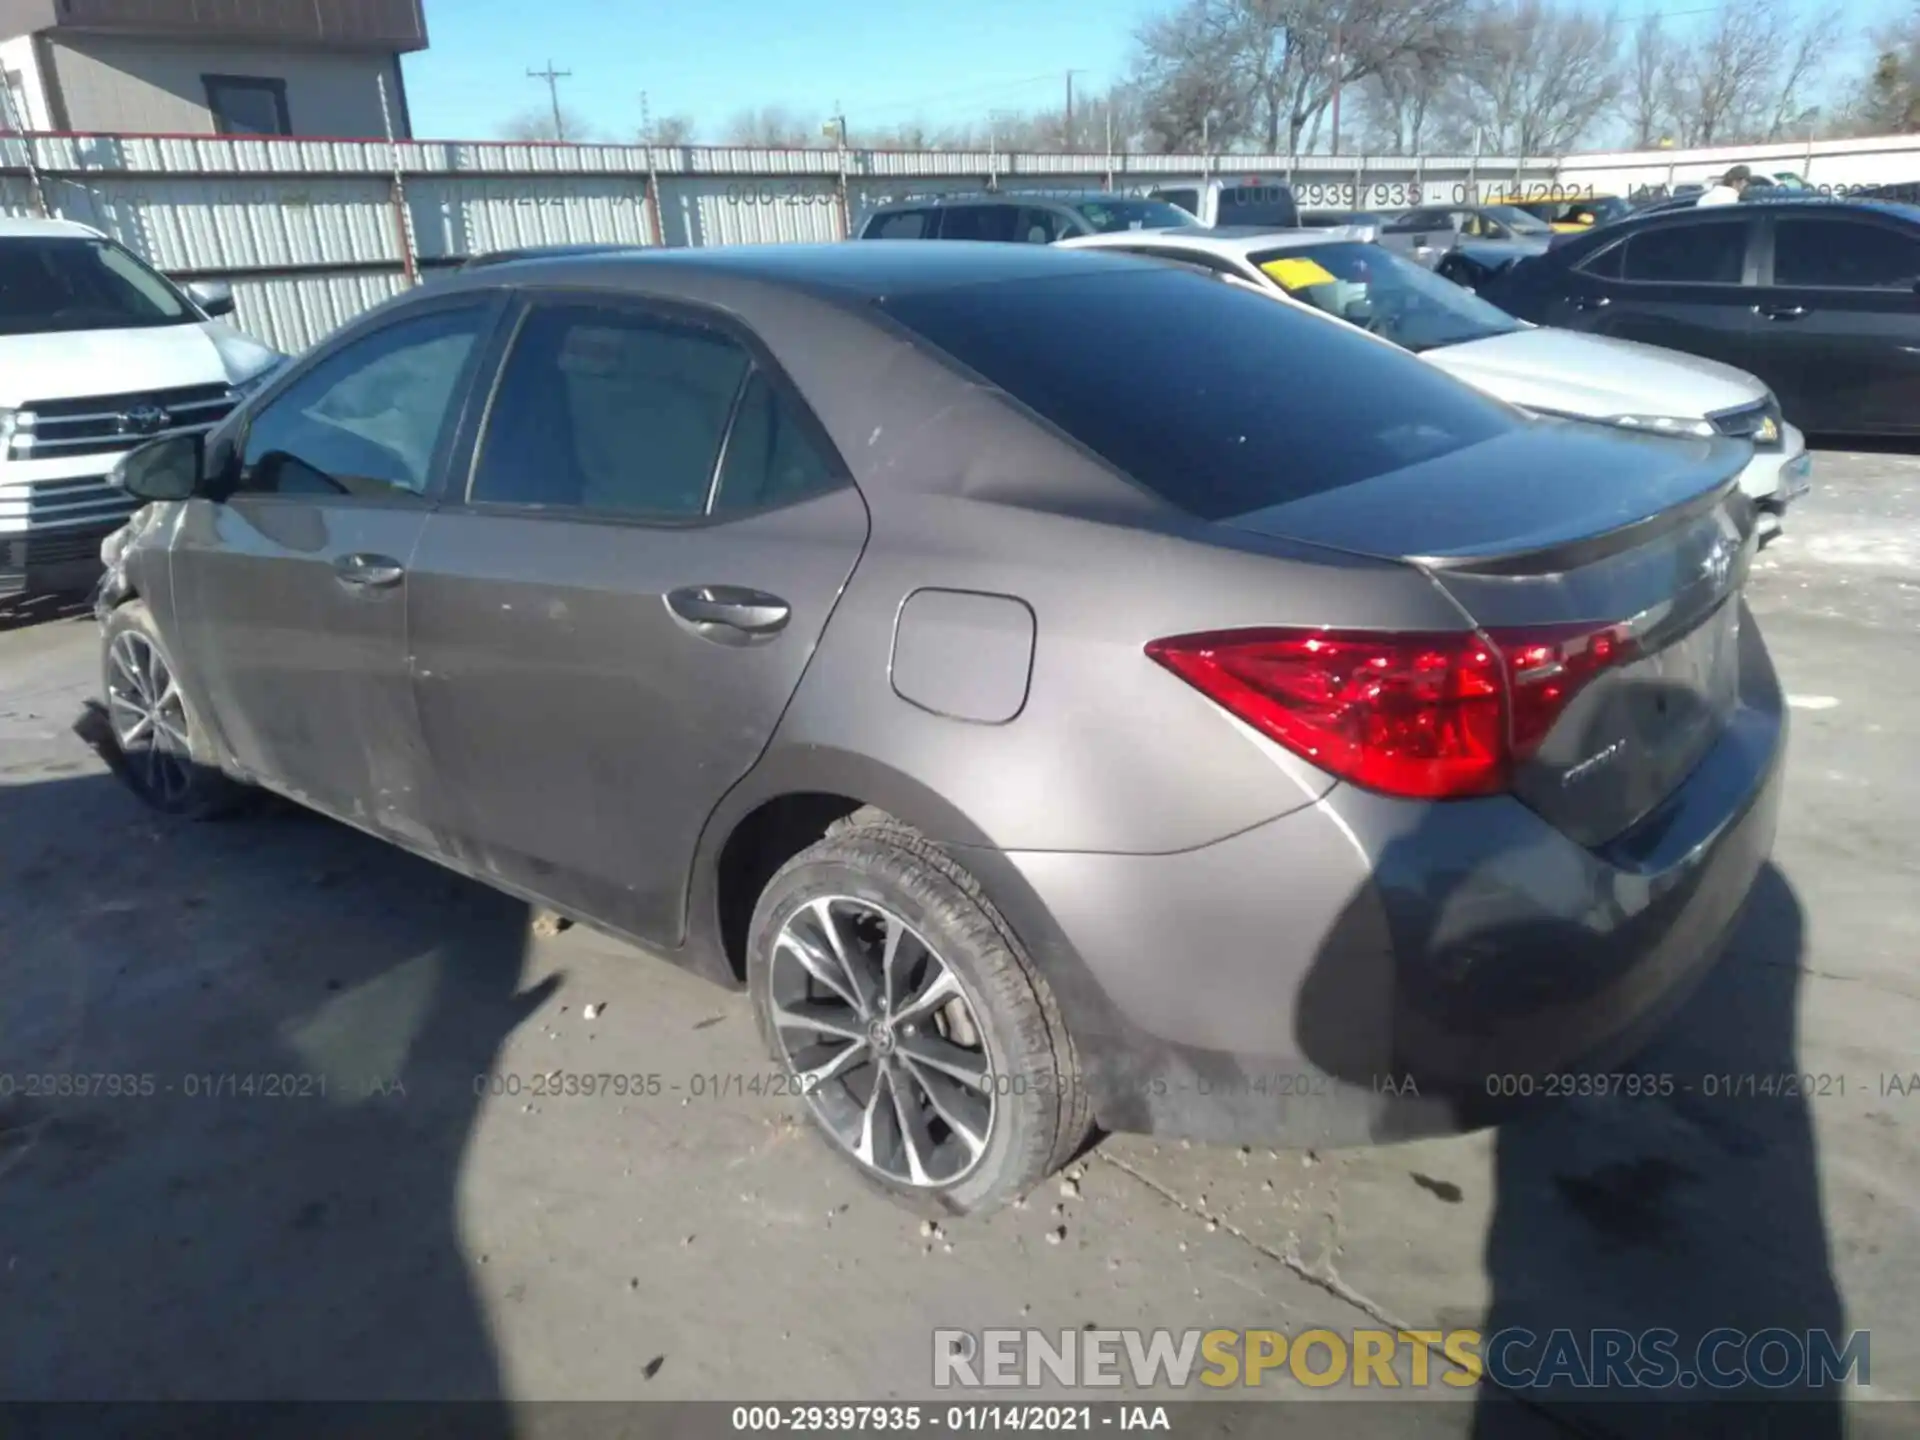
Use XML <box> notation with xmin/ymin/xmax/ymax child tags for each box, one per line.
<box><xmin>879</xmin><ymin>267</ymin><xmax>1513</xmax><ymax>522</ymax></box>
<box><xmin>470</xmin><ymin>302</ymin><xmax>748</xmax><ymax>518</ymax></box>
<box><xmin>938</xmin><ymin>205</ymin><xmax>1021</xmax><ymax>242</ymax></box>
<box><xmin>1772</xmin><ymin>217</ymin><xmax>1920</xmax><ymax>289</ymax></box>
<box><xmin>868</xmin><ymin>209</ymin><xmax>936</xmax><ymax>239</ymax></box>
<box><xmin>1621</xmin><ymin>220</ymin><xmax>1748</xmax><ymax>284</ymax></box>
<box><xmin>1016</xmin><ymin>207</ymin><xmax>1072</xmax><ymax>243</ymax></box>
<box><xmin>1151</xmin><ymin>188</ymin><xmax>1201</xmax><ymax>215</ymax></box>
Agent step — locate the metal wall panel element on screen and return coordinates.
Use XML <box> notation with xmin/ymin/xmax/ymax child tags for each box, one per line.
<box><xmin>406</xmin><ymin>175</ymin><xmax>653</xmax><ymax>260</ymax></box>
<box><xmin>228</xmin><ymin>271</ymin><xmax>411</xmax><ymax>354</ymax></box>
<box><xmin>47</xmin><ymin>174</ymin><xmax>395</xmax><ymax>270</ymax></box>
<box><xmin>658</xmin><ymin>175</ymin><xmax>843</xmax><ymax>247</ymax></box>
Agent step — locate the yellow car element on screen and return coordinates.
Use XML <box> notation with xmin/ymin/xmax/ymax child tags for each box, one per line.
<box><xmin>1485</xmin><ymin>193</ymin><xmax>1633</xmax><ymax>232</ymax></box>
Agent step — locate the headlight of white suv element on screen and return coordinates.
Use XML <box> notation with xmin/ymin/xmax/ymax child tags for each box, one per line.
<box><xmin>1602</xmin><ymin>414</ymin><xmax>1719</xmax><ymax>438</ymax></box>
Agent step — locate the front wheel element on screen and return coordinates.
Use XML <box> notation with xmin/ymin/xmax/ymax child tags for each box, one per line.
<box><xmin>747</xmin><ymin>818</ymin><xmax>1090</xmax><ymax>1216</ymax></box>
<box><xmin>100</xmin><ymin>601</ymin><xmax>248</xmax><ymax>819</ymax></box>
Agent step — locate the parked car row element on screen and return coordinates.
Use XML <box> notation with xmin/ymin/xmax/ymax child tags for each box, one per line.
<box><xmin>95</xmin><ymin>237</ymin><xmax>1787</xmax><ymax>1217</ymax></box>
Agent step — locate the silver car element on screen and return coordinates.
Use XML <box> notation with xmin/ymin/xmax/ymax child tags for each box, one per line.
<box><xmin>96</xmin><ymin>243</ymin><xmax>1785</xmax><ymax>1215</ymax></box>
<box><xmin>1060</xmin><ymin>226</ymin><xmax>1812</xmax><ymax>534</ymax></box>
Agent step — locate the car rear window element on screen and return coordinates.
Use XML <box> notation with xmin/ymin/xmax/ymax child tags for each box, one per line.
<box><xmin>876</xmin><ymin>267</ymin><xmax>1515</xmax><ymax>521</ymax></box>
<box><xmin>1217</xmin><ymin>184</ymin><xmax>1299</xmax><ymax>228</ymax></box>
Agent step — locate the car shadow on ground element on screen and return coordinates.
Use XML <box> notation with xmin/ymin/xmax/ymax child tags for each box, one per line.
<box><xmin>0</xmin><ymin>589</ymin><xmax>92</xmax><ymax>634</ymax></box>
<box><xmin>0</xmin><ymin>714</ymin><xmax>552</xmax><ymax>1427</ymax></box>
<box><xmin>1469</xmin><ymin>864</ymin><xmax>1845</xmax><ymax>1439</ymax></box>
<box><xmin>1288</xmin><ymin>671</ymin><xmax>1847</xmax><ymax>1436</ymax></box>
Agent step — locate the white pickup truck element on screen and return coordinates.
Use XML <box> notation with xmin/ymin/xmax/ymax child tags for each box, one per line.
<box><xmin>0</xmin><ymin>217</ymin><xmax>285</xmax><ymax>599</ymax></box>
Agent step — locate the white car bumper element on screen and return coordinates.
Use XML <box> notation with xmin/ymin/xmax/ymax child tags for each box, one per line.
<box><xmin>1734</xmin><ymin>422</ymin><xmax>1810</xmax><ymax>508</ymax></box>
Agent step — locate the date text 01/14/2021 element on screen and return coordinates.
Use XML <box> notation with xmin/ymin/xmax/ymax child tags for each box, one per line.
<box><xmin>471</xmin><ymin>1070</ymin><xmax>822</xmax><ymax>1099</ymax></box>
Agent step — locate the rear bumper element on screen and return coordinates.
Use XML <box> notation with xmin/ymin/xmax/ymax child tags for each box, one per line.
<box><xmin>991</xmin><ymin>602</ymin><xmax>1787</xmax><ymax>1147</ymax></box>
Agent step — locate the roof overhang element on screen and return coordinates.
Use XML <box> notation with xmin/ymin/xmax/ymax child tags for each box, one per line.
<box><xmin>0</xmin><ymin>0</ymin><xmax>428</xmax><ymax>52</ymax></box>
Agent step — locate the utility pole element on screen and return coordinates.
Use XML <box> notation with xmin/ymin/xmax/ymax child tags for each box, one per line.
<box><xmin>1328</xmin><ymin>25</ymin><xmax>1343</xmax><ymax>157</ymax></box>
<box><xmin>527</xmin><ymin>59</ymin><xmax>571</xmax><ymax>140</ymax></box>
<box><xmin>1065</xmin><ymin>70</ymin><xmax>1083</xmax><ymax>152</ymax></box>
<box><xmin>639</xmin><ymin>89</ymin><xmax>651</xmax><ymax>143</ymax></box>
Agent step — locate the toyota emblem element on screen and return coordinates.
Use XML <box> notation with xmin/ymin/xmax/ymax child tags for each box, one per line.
<box><xmin>119</xmin><ymin>404</ymin><xmax>170</xmax><ymax>435</ymax></box>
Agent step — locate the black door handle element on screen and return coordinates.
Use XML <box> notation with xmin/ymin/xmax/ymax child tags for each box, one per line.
<box><xmin>666</xmin><ymin>585</ymin><xmax>791</xmax><ymax>642</ymax></box>
<box><xmin>1754</xmin><ymin>304</ymin><xmax>1808</xmax><ymax>321</ymax></box>
<box><xmin>1570</xmin><ymin>295</ymin><xmax>1610</xmax><ymax>311</ymax></box>
<box><xmin>334</xmin><ymin>553</ymin><xmax>405</xmax><ymax>589</ymax></box>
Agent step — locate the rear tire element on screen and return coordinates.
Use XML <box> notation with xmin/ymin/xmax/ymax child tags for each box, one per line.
<box><xmin>747</xmin><ymin>815</ymin><xmax>1091</xmax><ymax>1217</ymax></box>
<box><xmin>100</xmin><ymin>600</ymin><xmax>248</xmax><ymax>820</ymax></box>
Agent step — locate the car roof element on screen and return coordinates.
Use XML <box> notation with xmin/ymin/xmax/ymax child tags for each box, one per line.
<box><xmin>1060</xmin><ymin>227</ymin><xmax>1358</xmax><ymax>259</ymax></box>
<box><xmin>441</xmin><ymin>238</ymin><xmax>1167</xmax><ymax>300</ymax></box>
<box><xmin>463</xmin><ymin>242</ymin><xmax>649</xmax><ymax>268</ymax></box>
<box><xmin>0</xmin><ymin>216</ymin><xmax>99</xmax><ymax>239</ymax></box>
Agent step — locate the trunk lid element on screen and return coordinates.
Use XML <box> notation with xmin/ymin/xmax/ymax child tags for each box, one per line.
<box><xmin>1226</xmin><ymin>421</ymin><xmax>1757</xmax><ymax>844</ymax></box>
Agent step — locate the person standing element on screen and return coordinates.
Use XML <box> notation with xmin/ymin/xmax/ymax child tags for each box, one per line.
<box><xmin>1698</xmin><ymin>165</ymin><xmax>1753</xmax><ymax>206</ymax></box>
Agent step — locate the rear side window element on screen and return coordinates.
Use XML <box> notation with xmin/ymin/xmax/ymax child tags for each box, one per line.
<box><xmin>1578</xmin><ymin>240</ymin><xmax>1625</xmax><ymax>279</ymax></box>
<box><xmin>1773</xmin><ymin>218</ymin><xmax>1920</xmax><ymax>289</ymax></box>
<box><xmin>868</xmin><ymin>209</ymin><xmax>934</xmax><ymax>239</ymax></box>
<box><xmin>879</xmin><ymin>269</ymin><xmax>1514</xmax><ymax>522</ymax></box>
<box><xmin>1152</xmin><ymin>188</ymin><xmax>1200</xmax><ymax>214</ymax></box>
<box><xmin>471</xmin><ymin>303</ymin><xmax>748</xmax><ymax>517</ymax></box>
<box><xmin>939</xmin><ymin>205</ymin><xmax>1021</xmax><ymax>242</ymax></box>
<box><xmin>1621</xmin><ymin>221</ymin><xmax>1746</xmax><ymax>283</ymax></box>
<box><xmin>711</xmin><ymin>369</ymin><xmax>842</xmax><ymax>515</ymax></box>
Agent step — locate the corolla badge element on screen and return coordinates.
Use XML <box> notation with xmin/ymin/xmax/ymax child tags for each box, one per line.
<box><xmin>1562</xmin><ymin>738</ymin><xmax>1628</xmax><ymax>788</ymax></box>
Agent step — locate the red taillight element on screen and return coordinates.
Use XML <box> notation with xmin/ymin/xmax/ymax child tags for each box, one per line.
<box><xmin>1489</xmin><ymin>621</ymin><xmax>1641</xmax><ymax>760</ymax></box>
<box><xmin>1146</xmin><ymin>622</ymin><xmax>1639</xmax><ymax>801</ymax></box>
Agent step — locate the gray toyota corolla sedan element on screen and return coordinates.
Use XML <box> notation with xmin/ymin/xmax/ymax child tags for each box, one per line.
<box><xmin>94</xmin><ymin>242</ymin><xmax>1785</xmax><ymax>1215</ymax></box>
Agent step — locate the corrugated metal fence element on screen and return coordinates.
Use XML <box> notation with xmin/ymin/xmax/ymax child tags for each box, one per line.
<box><xmin>0</xmin><ymin>131</ymin><xmax>1574</xmax><ymax>353</ymax></box>
<box><xmin>7</xmin><ymin>128</ymin><xmax>1919</xmax><ymax>355</ymax></box>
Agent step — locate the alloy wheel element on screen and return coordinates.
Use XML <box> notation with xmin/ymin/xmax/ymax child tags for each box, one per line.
<box><xmin>769</xmin><ymin>895</ymin><xmax>996</xmax><ymax>1188</ymax></box>
<box><xmin>105</xmin><ymin>630</ymin><xmax>195</xmax><ymax>806</ymax></box>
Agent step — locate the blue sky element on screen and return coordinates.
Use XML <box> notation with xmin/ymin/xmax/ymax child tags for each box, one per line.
<box><xmin>402</xmin><ymin>0</ymin><xmax>1163</xmax><ymax>143</ymax></box>
<box><xmin>400</xmin><ymin>0</ymin><xmax>1891</xmax><ymax>146</ymax></box>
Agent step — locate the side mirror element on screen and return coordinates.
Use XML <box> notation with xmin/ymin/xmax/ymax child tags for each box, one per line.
<box><xmin>186</xmin><ymin>279</ymin><xmax>236</xmax><ymax>317</ymax></box>
<box><xmin>111</xmin><ymin>432</ymin><xmax>204</xmax><ymax>502</ymax></box>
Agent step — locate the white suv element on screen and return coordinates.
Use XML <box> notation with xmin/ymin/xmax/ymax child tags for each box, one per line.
<box><xmin>0</xmin><ymin>218</ymin><xmax>285</xmax><ymax>598</ymax></box>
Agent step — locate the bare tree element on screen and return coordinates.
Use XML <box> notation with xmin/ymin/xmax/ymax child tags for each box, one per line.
<box><xmin>1129</xmin><ymin>0</ymin><xmax>1258</xmax><ymax>150</ymax></box>
<box><xmin>1360</xmin><ymin>27</ymin><xmax>1460</xmax><ymax>151</ymax></box>
<box><xmin>1654</xmin><ymin>0</ymin><xmax>1838</xmax><ymax>146</ymax></box>
<box><xmin>1433</xmin><ymin>0</ymin><xmax>1620</xmax><ymax>156</ymax></box>
<box><xmin>1624</xmin><ymin>13</ymin><xmax>1677</xmax><ymax>148</ymax></box>
<box><xmin>498</xmin><ymin>105</ymin><xmax>596</xmax><ymax>143</ymax></box>
<box><xmin>721</xmin><ymin>104</ymin><xmax>824</xmax><ymax>148</ymax></box>
<box><xmin>1849</xmin><ymin>7</ymin><xmax>1920</xmax><ymax>133</ymax></box>
<box><xmin>1128</xmin><ymin>0</ymin><xmax>1470</xmax><ymax>154</ymax></box>
<box><xmin>644</xmin><ymin>114</ymin><xmax>698</xmax><ymax>146</ymax></box>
